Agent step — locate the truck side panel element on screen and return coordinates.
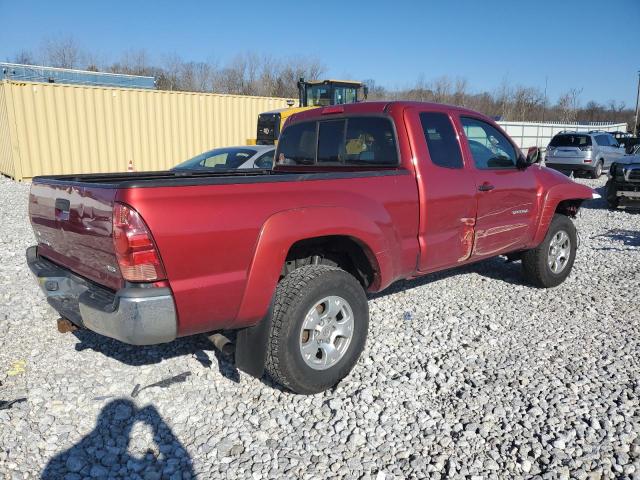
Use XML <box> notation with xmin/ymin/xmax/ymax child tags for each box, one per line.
<box><xmin>118</xmin><ymin>172</ymin><xmax>420</xmax><ymax>336</ymax></box>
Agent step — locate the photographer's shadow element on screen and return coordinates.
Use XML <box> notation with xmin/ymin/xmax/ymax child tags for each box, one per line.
<box><xmin>42</xmin><ymin>399</ymin><xmax>195</xmax><ymax>479</ymax></box>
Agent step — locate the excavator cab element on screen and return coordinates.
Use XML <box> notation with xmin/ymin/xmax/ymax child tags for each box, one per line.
<box><xmin>254</xmin><ymin>78</ymin><xmax>367</xmax><ymax>145</ymax></box>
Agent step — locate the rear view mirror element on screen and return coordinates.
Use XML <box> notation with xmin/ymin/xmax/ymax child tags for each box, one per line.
<box><xmin>526</xmin><ymin>146</ymin><xmax>541</xmax><ymax>165</ymax></box>
<box><xmin>517</xmin><ymin>147</ymin><xmax>540</xmax><ymax>169</ymax></box>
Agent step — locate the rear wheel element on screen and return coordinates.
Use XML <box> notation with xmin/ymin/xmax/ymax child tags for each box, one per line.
<box><xmin>265</xmin><ymin>265</ymin><xmax>369</xmax><ymax>394</ymax></box>
<box><xmin>522</xmin><ymin>214</ymin><xmax>577</xmax><ymax>288</ymax></box>
<box><xmin>591</xmin><ymin>160</ymin><xmax>603</xmax><ymax>179</ymax></box>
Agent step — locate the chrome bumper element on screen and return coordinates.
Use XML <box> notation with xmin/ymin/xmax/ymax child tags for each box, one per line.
<box><xmin>26</xmin><ymin>246</ymin><xmax>177</xmax><ymax>345</ymax></box>
<box><xmin>617</xmin><ymin>191</ymin><xmax>640</xmax><ymax>198</ymax></box>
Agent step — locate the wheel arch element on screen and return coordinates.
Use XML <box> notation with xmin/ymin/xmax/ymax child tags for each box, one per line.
<box><xmin>233</xmin><ymin>206</ymin><xmax>392</xmax><ymax>329</ymax></box>
<box><xmin>531</xmin><ymin>182</ymin><xmax>593</xmax><ymax>246</ymax></box>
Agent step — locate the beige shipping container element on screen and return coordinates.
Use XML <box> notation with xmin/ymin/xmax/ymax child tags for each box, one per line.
<box><xmin>0</xmin><ymin>80</ymin><xmax>295</xmax><ymax>180</ymax></box>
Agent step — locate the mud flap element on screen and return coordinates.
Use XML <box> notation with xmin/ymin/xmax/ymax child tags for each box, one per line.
<box><xmin>234</xmin><ymin>302</ymin><xmax>273</xmax><ymax>378</ymax></box>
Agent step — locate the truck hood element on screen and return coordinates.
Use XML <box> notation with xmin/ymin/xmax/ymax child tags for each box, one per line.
<box><xmin>537</xmin><ymin>164</ymin><xmax>598</xmax><ymax>199</ymax></box>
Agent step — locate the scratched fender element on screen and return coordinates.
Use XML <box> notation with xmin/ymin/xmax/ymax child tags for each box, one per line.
<box><xmin>530</xmin><ymin>177</ymin><xmax>594</xmax><ymax>247</ymax></box>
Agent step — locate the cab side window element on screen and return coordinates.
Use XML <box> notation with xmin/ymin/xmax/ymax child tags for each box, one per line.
<box><xmin>461</xmin><ymin>117</ymin><xmax>517</xmax><ymax>169</ymax></box>
<box><xmin>276</xmin><ymin>117</ymin><xmax>398</xmax><ymax>166</ymax></box>
<box><xmin>419</xmin><ymin>112</ymin><xmax>463</xmax><ymax>168</ymax></box>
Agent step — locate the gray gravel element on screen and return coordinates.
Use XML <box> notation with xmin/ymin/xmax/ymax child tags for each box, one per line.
<box><xmin>1</xmin><ymin>174</ymin><xmax>639</xmax><ymax>479</ymax></box>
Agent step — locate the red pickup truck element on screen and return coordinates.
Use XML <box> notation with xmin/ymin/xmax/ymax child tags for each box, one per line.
<box><xmin>27</xmin><ymin>101</ymin><xmax>595</xmax><ymax>394</ymax></box>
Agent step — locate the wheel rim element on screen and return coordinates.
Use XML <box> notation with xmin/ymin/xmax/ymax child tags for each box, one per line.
<box><xmin>547</xmin><ymin>230</ymin><xmax>571</xmax><ymax>274</ymax></box>
<box><xmin>596</xmin><ymin>163</ymin><xmax>602</xmax><ymax>176</ymax></box>
<box><xmin>299</xmin><ymin>295</ymin><xmax>354</xmax><ymax>371</ymax></box>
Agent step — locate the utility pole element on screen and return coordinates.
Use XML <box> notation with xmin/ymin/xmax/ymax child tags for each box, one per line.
<box><xmin>635</xmin><ymin>70</ymin><xmax>640</xmax><ymax>136</ymax></box>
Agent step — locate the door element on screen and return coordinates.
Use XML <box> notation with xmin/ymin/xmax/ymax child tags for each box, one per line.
<box><xmin>458</xmin><ymin>116</ymin><xmax>538</xmax><ymax>258</ymax></box>
<box><xmin>404</xmin><ymin>108</ymin><xmax>478</xmax><ymax>272</ymax></box>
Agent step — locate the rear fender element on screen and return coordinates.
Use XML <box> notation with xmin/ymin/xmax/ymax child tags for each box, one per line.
<box><xmin>234</xmin><ymin>206</ymin><xmax>391</xmax><ymax>328</ymax></box>
<box><xmin>531</xmin><ymin>182</ymin><xmax>593</xmax><ymax>246</ymax></box>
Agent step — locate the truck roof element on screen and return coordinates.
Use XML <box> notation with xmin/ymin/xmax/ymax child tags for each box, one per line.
<box><xmin>288</xmin><ymin>100</ymin><xmax>494</xmax><ymax>124</ymax></box>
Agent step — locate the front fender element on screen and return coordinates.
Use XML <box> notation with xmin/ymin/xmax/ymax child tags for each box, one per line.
<box><xmin>233</xmin><ymin>206</ymin><xmax>394</xmax><ymax>328</ymax></box>
<box><xmin>531</xmin><ymin>181</ymin><xmax>594</xmax><ymax>246</ymax></box>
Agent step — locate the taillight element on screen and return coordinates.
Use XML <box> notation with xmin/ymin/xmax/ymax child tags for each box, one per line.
<box><xmin>112</xmin><ymin>203</ymin><xmax>167</xmax><ymax>282</ymax></box>
<box><xmin>579</xmin><ymin>145</ymin><xmax>592</xmax><ymax>151</ymax></box>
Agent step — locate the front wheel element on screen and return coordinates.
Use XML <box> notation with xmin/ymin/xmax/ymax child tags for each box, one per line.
<box><xmin>265</xmin><ymin>265</ymin><xmax>369</xmax><ymax>394</ymax></box>
<box><xmin>521</xmin><ymin>214</ymin><xmax>577</xmax><ymax>288</ymax></box>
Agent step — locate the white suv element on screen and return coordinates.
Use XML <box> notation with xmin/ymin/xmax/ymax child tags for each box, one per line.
<box><xmin>545</xmin><ymin>131</ymin><xmax>625</xmax><ymax>178</ymax></box>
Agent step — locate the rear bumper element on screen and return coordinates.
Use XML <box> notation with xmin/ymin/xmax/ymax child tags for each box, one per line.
<box><xmin>545</xmin><ymin>162</ymin><xmax>594</xmax><ymax>172</ymax></box>
<box><xmin>26</xmin><ymin>246</ymin><xmax>177</xmax><ymax>345</ymax></box>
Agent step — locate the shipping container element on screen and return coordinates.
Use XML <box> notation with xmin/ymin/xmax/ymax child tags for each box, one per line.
<box><xmin>0</xmin><ymin>80</ymin><xmax>295</xmax><ymax>180</ymax></box>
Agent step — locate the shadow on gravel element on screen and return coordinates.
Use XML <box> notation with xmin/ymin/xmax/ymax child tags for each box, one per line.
<box><xmin>41</xmin><ymin>399</ymin><xmax>195</xmax><ymax>479</ymax></box>
<box><xmin>73</xmin><ymin>331</ymin><xmax>241</xmax><ymax>383</ymax></box>
<box><xmin>369</xmin><ymin>256</ymin><xmax>526</xmax><ymax>299</ymax></box>
<box><xmin>591</xmin><ymin>228</ymin><xmax>640</xmax><ymax>250</ymax></box>
<box><xmin>579</xmin><ymin>185</ymin><xmax>608</xmax><ymax>210</ymax></box>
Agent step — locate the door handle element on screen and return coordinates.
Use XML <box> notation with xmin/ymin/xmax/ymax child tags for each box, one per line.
<box><xmin>478</xmin><ymin>183</ymin><xmax>495</xmax><ymax>192</ymax></box>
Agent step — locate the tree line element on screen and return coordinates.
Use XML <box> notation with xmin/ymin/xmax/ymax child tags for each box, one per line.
<box><xmin>10</xmin><ymin>37</ymin><xmax>635</xmax><ymax>128</ymax></box>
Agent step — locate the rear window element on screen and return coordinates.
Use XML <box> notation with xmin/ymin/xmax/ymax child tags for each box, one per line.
<box><xmin>277</xmin><ymin>116</ymin><xmax>398</xmax><ymax>167</ymax></box>
<box><xmin>595</xmin><ymin>134</ymin><xmax>614</xmax><ymax>146</ymax></box>
<box><xmin>549</xmin><ymin>134</ymin><xmax>592</xmax><ymax>147</ymax></box>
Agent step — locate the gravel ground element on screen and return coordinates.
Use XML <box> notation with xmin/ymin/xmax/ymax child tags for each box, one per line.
<box><xmin>0</xmin><ymin>174</ymin><xmax>639</xmax><ymax>480</ymax></box>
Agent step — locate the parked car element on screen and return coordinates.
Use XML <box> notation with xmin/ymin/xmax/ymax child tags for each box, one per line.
<box><xmin>610</xmin><ymin>131</ymin><xmax>640</xmax><ymax>153</ymax></box>
<box><xmin>173</xmin><ymin>145</ymin><xmax>275</xmax><ymax>170</ymax></box>
<box><xmin>605</xmin><ymin>144</ymin><xmax>640</xmax><ymax>209</ymax></box>
<box><xmin>26</xmin><ymin>101</ymin><xmax>595</xmax><ymax>394</ymax></box>
<box><xmin>545</xmin><ymin>131</ymin><xmax>625</xmax><ymax>178</ymax></box>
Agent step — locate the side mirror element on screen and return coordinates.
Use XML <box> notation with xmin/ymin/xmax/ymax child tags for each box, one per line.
<box><xmin>520</xmin><ymin>146</ymin><xmax>541</xmax><ymax>168</ymax></box>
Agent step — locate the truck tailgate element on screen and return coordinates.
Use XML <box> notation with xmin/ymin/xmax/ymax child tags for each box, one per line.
<box><xmin>29</xmin><ymin>181</ymin><xmax>123</xmax><ymax>291</ymax></box>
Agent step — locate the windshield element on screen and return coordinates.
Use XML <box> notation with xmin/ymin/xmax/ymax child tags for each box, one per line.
<box><xmin>305</xmin><ymin>85</ymin><xmax>358</xmax><ymax>107</ymax></box>
<box><xmin>173</xmin><ymin>147</ymin><xmax>257</xmax><ymax>170</ymax></box>
<box><xmin>549</xmin><ymin>134</ymin><xmax>592</xmax><ymax>147</ymax></box>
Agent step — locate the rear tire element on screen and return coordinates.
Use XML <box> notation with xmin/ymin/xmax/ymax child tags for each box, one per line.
<box><xmin>265</xmin><ymin>265</ymin><xmax>369</xmax><ymax>394</ymax></box>
<box><xmin>522</xmin><ymin>214</ymin><xmax>577</xmax><ymax>288</ymax></box>
<box><xmin>591</xmin><ymin>160</ymin><xmax>603</xmax><ymax>179</ymax></box>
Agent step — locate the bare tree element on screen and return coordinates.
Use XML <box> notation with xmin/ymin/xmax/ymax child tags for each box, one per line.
<box><xmin>41</xmin><ymin>36</ymin><xmax>83</xmax><ymax>69</ymax></box>
<box><xmin>581</xmin><ymin>101</ymin><xmax>601</xmax><ymax>123</ymax></box>
<box><xmin>495</xmin><ymin>79</ymin><xmax>514</xmax><ymax>120</ymax></box>
<box><xmin>556</xmin><ymin>88</ymin><xmax>583</xmax><ymax>123</ymax></box>
<box><xmin>12</xmin><ymin>39</ymin><xmax>635</xmax><ymax>125</ymax></box>
<box><xmin>453</xmin><ymin>77</ymin><xmax>468</xmax><ymax>106</ymax></box>
<box><xmin>12</xmin><ymin>50</ymin><xmax>37</xmax><ymax>65</ymax></box>
<box><xmin>513</xmin><ymin>86</ymin><xmax>544</xmax><ymax>121</ymax></box>
<box><xmin>430</xmin><ymin>76</ymin><xmax>452</xmax><ymax>103</ymax></box>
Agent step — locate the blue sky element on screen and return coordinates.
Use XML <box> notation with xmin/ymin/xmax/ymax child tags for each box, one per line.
<box><xmin>1</xmin><ymin>0</ymin><xmax>638</xmax><ymax>105</ymax></box>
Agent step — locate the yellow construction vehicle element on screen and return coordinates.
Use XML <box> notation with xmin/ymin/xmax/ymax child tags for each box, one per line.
<box><xmin>252</xmin><ymin>78</ymin><xmax>368</xmax><ymax>145</ymax></box>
